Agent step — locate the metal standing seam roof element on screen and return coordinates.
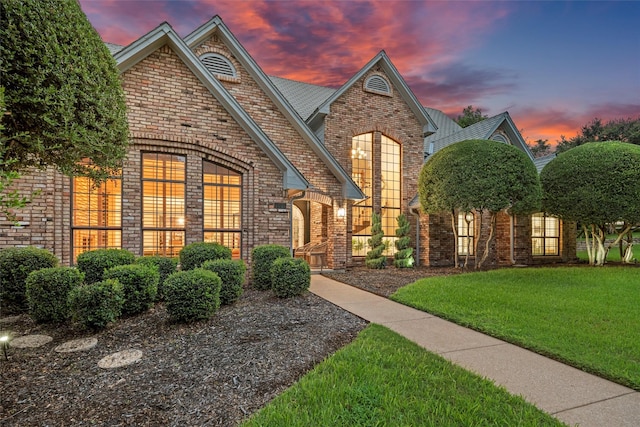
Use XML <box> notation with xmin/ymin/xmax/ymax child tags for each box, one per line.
<box><xmin>268</xmin><ymin>76</ymin><xmax>337</xmax><ymax>121</ymax></box>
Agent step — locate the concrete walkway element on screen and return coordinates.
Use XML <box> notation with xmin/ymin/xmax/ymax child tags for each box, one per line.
<box><xmin>310</xmin><ymin>275</ymin><xmax>640</xmax><ymax>427</ymax></box>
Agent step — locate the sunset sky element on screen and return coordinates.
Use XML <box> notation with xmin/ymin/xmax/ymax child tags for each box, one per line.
<box><xmin>78</xmin><ymin>0</ymin><xmax>640</xmax><ymax>145</ymax></box>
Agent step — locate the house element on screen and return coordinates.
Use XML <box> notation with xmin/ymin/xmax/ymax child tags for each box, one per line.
<box><xmin>0</xmin><ymin>16</ymin><xmax>575</xmax><ymax>269</ymax></box>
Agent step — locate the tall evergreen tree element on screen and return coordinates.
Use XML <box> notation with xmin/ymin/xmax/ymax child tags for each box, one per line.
<box><xmin>394</xmin><ymin>213</ymin><xmax>414</xmax><ymax>268</ymax></box>
<box><xmin>365</xmin><ymin>213</ymin><xmax>386</xmax><ymax>269</ymax></box>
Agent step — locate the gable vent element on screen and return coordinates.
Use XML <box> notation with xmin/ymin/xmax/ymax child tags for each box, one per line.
<box><xmin>364</xmin><ymin>75</ymin><xmax>391</xmax><ymax>95</ymax></box>
<box><xmin>200</xmin><ymin>53</ymin><xmax>237</xmax><ymax>78</ymax></box>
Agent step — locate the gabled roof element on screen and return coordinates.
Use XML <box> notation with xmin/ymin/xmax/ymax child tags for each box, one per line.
<box><xmin>424</xmin><ymin>107</ymin><xmax>462</xmax><ymax>142</ymax></box>
<box><xmin>533</xmin><ymin>153</ymin><xmax>556</xmax><ymax>173</ymax></box>
<box><xmin>113</xmin><ymin>22</ymin><xmax>308</xmax><ymax>191</ymax></box>
<box><xmin>268</xmin><ymin>76</ymin><xmax>336</xmax><ymax>121</ymax></box>
<box><xmin>184</xmin><ymin>16</ymin><xmax>364</xmax><ymax>200</ymax></box>
<box><xmin>426</xmin><ymin>112</ymin><xmax>534</xmax><ymax>161</ymax></box>
<box><xmin>306</xmin><ymin>51</ymin><xmax>438</xmax><ymax>138</ymax></box>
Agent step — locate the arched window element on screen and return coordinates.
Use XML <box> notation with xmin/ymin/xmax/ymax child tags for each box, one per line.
<box><xmin>203</xmin><ymin>160</ymin><xmax>242</xmax><ymax>259</ymax></box>
<box><xmin>351</xmin><ymin>132</ymin><xmax>401</xmax><ymax>256</ymax></box>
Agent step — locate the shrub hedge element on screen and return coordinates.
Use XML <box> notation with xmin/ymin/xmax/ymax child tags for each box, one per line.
<box><xmin>201</xmin><ymin>259</ymin><xmax>246</xmax><ymax>305</ymax></box>
<box><xmin>76</xmin><ymin>249</ymin><xmax>136</xmax><ymax>284</ymax></box>
<box><xmin>164</xmin><ymin>269</ymin><xmax>222</xmax><ymax>323</ymax></box>
<box><xmin>25</xmin><ymin>267</ymin><xmax>83</xmax><ymax>323</ymax></box>
<box><xmin>251</xmin><ymin>244</ymin><xmax>291</xmax><ymax>290</ymax></box>
<box><xmin>0</xmin><ymin>246</ymin><xmax>59</xmax><ymax>312</ymax></box>
<box><xmin>68</xmin><ymin>279</ymin><xmax>124</xmax><ymax>330</ymax></box>
<box><xmin>179</xmin><ymin>242</ymin><xmax>232</xmax><ymax>271</ymax></box>
<box><xmin>103</xmin><ymin>264</ymin><xmax>159</xmax><ymax>316</ymax></box>
<box><xmin>135</xmin><ymin>256</ymin><xmax>178</xmax><ymax>300</ymax></box>
<box><xmin>271</xmin><ymin>257</ymin><xmax>311</xmax><ymax>298</ymax></box>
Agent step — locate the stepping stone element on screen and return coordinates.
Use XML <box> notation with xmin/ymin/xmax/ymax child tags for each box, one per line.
<box><xmin>11</xmin><ymin>334</ymin><xmax>53</xmax><ymax>348</ymax></box>
<box><xmin>0</xmin><ymin>315</ymin><xmax>22</xmax><ymax>323</ymax></box>
<box><xmin>55</xmin><ymin>337</ymin><xmax>98</xmax><ymax>353</ymax></box>
<box><xmin>98</xmin><ymin>349</ymin><xmax>143</xmax><ymax>369</ymax></box>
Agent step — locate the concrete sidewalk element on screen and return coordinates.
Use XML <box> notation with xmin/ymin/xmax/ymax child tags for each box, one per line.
<box><xmin>310</xmin><ymin>275</ymin><xmax>640</xmax><ymax>427</ymax></box>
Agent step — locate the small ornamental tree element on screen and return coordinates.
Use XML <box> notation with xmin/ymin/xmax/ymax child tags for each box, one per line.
<box><xmin>394</xmin><ymin>213</ymin><xmax>414</xmax><ymax>268</ymax></box>
<box><xmin>541</xmin><ymin>141</ymin><xmax>640</xmax><ymax>265</ymax></box>
<box><xmin>419</xmin><ymin>139</ymin><xmax>541</xmax><ymax>269</ymax></box>
<box><xmin>365</xmin><ymin>212</ymin><xmax>386</xmax><ymax>269</ymax></box>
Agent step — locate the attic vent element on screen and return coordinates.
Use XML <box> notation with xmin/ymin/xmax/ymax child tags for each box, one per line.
<box><xmin>491</xmin><ymin>133</ymin><xmax>509</xmax><ymax>144</ymax></box>
<box><xmin>364</xmin><ymin>75</ymin><xmax>391</xmax><ymax>95</ymax></box>
<box><xmin>200</xmin><ymin>53</ymin><xmax>237</xmax><ymax>78</ymax></box>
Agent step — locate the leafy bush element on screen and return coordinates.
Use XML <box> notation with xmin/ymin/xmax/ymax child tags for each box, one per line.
<box><xmin>271</xmin><ymin>257</ymin><xmax>310</xmax><ymax>298</ymax></box>
<box><xmin>103</xmin><ymin>264</ymin><xmax>158</xmax><ymax>315</ymax></box>
<box><xmin>68</xmin><ymin>279</ymin><xmax>124</xmax><ymax>330</ymax></box>
<box><xmin>179</xmin><ymin>242</ymin><xmax>232</xmax><ymax>271</ymax></box>
<box><xmin>0</xmin><ymin>246</ymin><xmax>59</xmax><ymax>312</ymax></box>
<box><xmin>201</xmin><ymin>259</ymin><xmax>246</xmax><ymax>305</ymax></box>
<box><xmin>135</xmin><ymin>256</ymin><xmax>178</xmax><ymax>300</ymax></box>
<box><xmin>251</xmin><ymin>244</ymin><xmax>291</xmax><ymax>290</ymax></box>
<box><xmin>394</xmin><ymin>214</ymin><xmax>414</xmax><ymax>268</ymax></box>
<box><xmin>76</xmin><ymin>249</ymin><xmax>136</xmax><ymax>284</ymax></box>
<box><xmin>25</xmin><ymin>267</ymin><xmax>83</xmax><ymax>323</ymax></box>
<box><xmin>164</xmin><ymin>269</ymin><xmax>222</xmax><ymax>323</ymax></box>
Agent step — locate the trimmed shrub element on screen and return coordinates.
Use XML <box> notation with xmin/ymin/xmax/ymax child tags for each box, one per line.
<box><xmin>179</xmin><ymin>242</ymin><xmax>232</xmax><ymax>271</ymax></box>
<box><xmin>26</xmin><ymin>267</ymin><xmax>83</xmax><ymax>323</ymax></box>
<box><xmin>164</xmin><ymin>269</ymin><xmax>222</xmax><ymax>323</ymax></box>
<box><xmin>135</xmin><ymin>256</ymin><xmax>178</xmax><ymax>301</ymax></box>
<box><xmin>251</xmin><ymin>244</ymin><xmax>291</xmax><ymax>290</ymax></box>
<box><xmin>68</xmin><ymin>279</ymin><xmax>124</xmax><ymax>330</ymax></box>
<box><xmin>76</xmin><ymin>249</ymin><xmax>136</xmax><ymax>284</ymax></box>
<box><xmin>103</xmin><ymin>264</ymin><xmax>159</xmax><ymax>315</ymax></box>
<box><xmin>201</xmin><ymin>259</ymin><xmax>246</xmax><ymax>305</ymax></box>
<box><xmin>0</xmin><ymin>246</ymin><xmax>59</xmax><ymax>312</ymax></box>
<box><xmin>271</xmin><ymin>257</ymin><xmax>311</xmax><ymax>298</ymax></box>
<box><xmin>394</xmin><ymin>213</ymin><xmax>414</xmax><ymax>268</ymax></box>
<box><xmin>366</xmin><ymin>213</ymin><xmax>387</xmax><ymax>269</ymax></box>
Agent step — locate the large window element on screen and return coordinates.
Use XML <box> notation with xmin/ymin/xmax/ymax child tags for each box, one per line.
<box><xmin>381</xmin><ymin>135</ymin><xmax>401</xmax><ymax>255</ymax></box>
<box><xmin>203</xmin><ymin>161</ymin><xmax>242</xmax><ymax>259</ymax></box>
<box><xmin>351</xmin><ymin>132</ymin><xmax>401</xmax><ymax>257</ymax></box>
<box><xmin>457</xmin><ymin>212</ymin><xmax>475</xmax><ymax>256</ymax></box>
<box><xmin>532</xmin><ymin>213</ymin><xmax>559</xmax><ymax>256</ymax></box>
<box><xmin>142</xmin><ymin>153</ymin><xmax>185</xmax><ymax>256</ymax></box>
<box><xmin>72</xmin><ymin>174</ymin><xmax>122</xmax><ymax>260</ymax></box>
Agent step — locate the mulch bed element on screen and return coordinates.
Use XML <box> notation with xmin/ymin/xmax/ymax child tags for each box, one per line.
<box><xmin>0</xmin><ymin>288</ymin><xmax>366</xmax><ymax>426</ymax></box>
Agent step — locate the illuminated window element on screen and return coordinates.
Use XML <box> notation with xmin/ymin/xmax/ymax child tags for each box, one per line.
<box><xmin>142</xmin><ymin>153</ymin><xmax>185</xmax><ymax>256</ymax></box>
<box><xmin>351</xmin><ymin>133</ymin><xmax>401</xmax><ymax>256</ymax></box>
<box><xmin>72</xmin><ymin>174</ymin><xmax>122</xmax><ymax>260</ymax></box>
<box><xmin>203</xmin><ymin>161</ymin><xmax>242</xmax><ymax>259</ymax></box>
<box><xmin>532</xmin><ymin>213</ymin><xmax>559</xmax><ymax>256</ymax></box>
<box><xmin>457</xmin><ymin>212</ymin><xmax>475</xmax><ymax>256</ymax></box>
<box><xmin>381</xmin><ymin>135</ymin><xmax>401</xmax><ymax>255</ymax></box>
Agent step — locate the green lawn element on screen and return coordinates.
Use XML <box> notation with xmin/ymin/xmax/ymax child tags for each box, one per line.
<box><xmin>242</xmin><ymin>324</ymin><xmax>564</xmax><ymax>427</ymax></box>
<box><xmin>391</xmin><ymin>266</ymin><xmax>640</xmax><ymax>390</ymax></box>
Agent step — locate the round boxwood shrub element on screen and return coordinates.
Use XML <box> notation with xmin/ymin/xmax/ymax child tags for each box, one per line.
<box><xmin>0</xmin><ymin>246</ymin><xmax>59</xmax><ymax>312</ymax></box>
<box><xmin>135</xmin><ymin>256</ymin><xmax>178</xmax><ymax>301</ymax></box>
<box><xmin>271</xmin><ymin>257</ymin><xmax>311</xmax><ymax>298</ymax></box>
<box><xmin>251</xmin><ymin>244</ymin><xmax>291</xmax><ymax>290</ymax></box>
<box><xmin>179</xmin><ymin>242</ymin><xmax>232</xmax><ymax>271</ymax></box>
<box><xmin>201</xmin><ymin>259</ymin><xmax>246</xmax><ymax>305</ymax></box>
<box><xmin>26</xmin><ymin>267</ymin><xmax>83</xmax><ymax>323</ymax></box>
<box><xmin>68</xmin><ymin>279</ymin><xmax>124</xmax><ymax>330</ymax></box>
<box><xmin>103</xmin><ymin>264</ymin><xmax>159</xmax><ymax>316</ymax></box>
<box><xmin>76</xmin><ymin>249</ymin><xmax>136</xmax><ymax>284</ymax></box>
<box><xmin>164</xmin><ymin>269</ymin><xmax>222</xmax><ymax>323</ymax></box>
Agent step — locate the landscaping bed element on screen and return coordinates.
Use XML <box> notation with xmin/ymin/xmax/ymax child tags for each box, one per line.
<box><xmin>0</xmin><ymin>288</ymin><xmax>366</xmax><ymax>426</ymax></box>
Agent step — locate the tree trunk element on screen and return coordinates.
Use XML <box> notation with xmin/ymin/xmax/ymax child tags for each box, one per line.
<box><xmin>474</xmin><ymin>209</ymin><xmax>483</xmax><ymax>269</ymax></box>
<box><xmin>450</xmin><ymin>209</ymin><xmax>459</xmax><ymax>268</ymax></box>
<box><xmin>477</xmin><ymin>212</ymin><xmax>496</xmax><ymax>269</ymax></box>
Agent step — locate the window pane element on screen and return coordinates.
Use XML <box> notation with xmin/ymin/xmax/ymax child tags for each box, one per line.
<box><xmin>143</xmin><ymin>231</ymin><xmax>184</xmax><ymax>257</ymax></box>
<box><xmin>457</xmin><ymin>212</ymin><xmax>474</xmax><ymax>255</ymax></box>
<box><xmin>73</xmin><ymin>230</ymin><xmax>122</xmax><ymax>260</ymax></box>
<box><xmin>203</xmin><ymin>160</ymin><xmax>242</xmax><ymax>256</ymax></box>
<box><xmin>531</xmin><ymin>213</ymin><xmax>559</xmax><ymax>256</ymax></box>
<box><xmin>204</xmin><ymin>232</ymin><xmax>241</xmax><ymax>259</ymax></box>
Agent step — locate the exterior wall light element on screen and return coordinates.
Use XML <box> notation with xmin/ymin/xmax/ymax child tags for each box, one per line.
<box><xmin>337</xmin><ymin>207</ymin><xmax>346</xmax><ymax>219</ymax></box>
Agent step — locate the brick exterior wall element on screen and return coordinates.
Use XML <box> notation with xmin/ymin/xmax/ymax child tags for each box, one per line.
<box><xmin>0</xmin><ymin>24</ymin><xmax>577</xmax><ymax>271</ymax></box>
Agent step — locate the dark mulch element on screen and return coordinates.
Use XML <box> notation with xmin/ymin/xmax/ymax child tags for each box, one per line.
<box><xmin>323</xmin><ymin>265</ymin><xmax>463</xmax><ymax>297</ymax></box>
<box><xmin>0</xmin><ymin>288</ymin><xmax>366</xmax><ymax>426</ymax></box>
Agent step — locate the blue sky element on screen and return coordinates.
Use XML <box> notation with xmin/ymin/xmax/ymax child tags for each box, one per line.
<box><xmin>79</xmin><ymin>0</ymin><xmax>640</xmax><ymax>145</ymax></box>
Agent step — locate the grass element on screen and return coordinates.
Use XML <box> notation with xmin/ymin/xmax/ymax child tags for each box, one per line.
<box><xmin>391</xmin><ymin>266</ymin><xmax>640</xmax><ymax>390</ymax></box>
<box><xmin>577</xmin><ymin>244</ymin><xmax>640</xmax><ymax>262</ymax></box>
<box><xmin>242</xmin><ymin>324</ymin><xmax>564</xmax><ymax>427</ymax></box>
